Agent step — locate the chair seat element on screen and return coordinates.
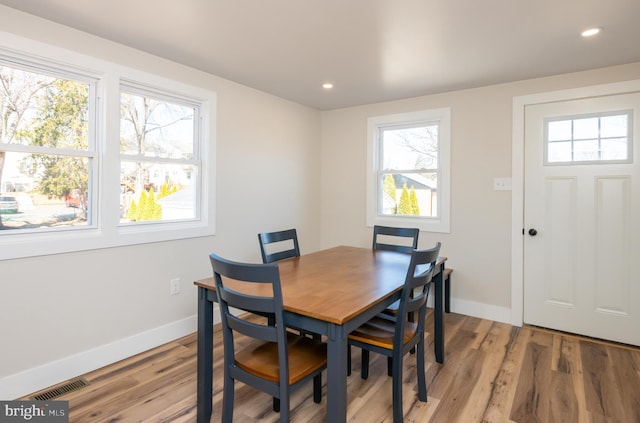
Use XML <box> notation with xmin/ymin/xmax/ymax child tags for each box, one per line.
<box><xmin>383</xmin><ymin>300</ymin><xmax>400</xmax><ymax>314</ymax></box>
<box><xmin>348</xmin><ymin>315</ymin><xmax>418</xmax><ymax>350</ymax></box>
<box><xmin>236</xmin><ymin>332</ymin><xmax>327</xmax><ymax>384</ymax></box>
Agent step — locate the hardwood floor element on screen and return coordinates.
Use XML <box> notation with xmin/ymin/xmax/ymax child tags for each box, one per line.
<box><xmin>24</xmin><ymin>310</ymin><xmax>640</xmax><ymax>422</ymax></box>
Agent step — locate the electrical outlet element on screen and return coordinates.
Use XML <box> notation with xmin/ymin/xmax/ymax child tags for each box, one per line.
<box><xmin>170</xmin><ymin>278</ymin><xmax>181</xmax><ymax>295</ymax></box>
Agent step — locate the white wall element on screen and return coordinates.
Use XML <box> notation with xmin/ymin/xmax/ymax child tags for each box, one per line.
<box><xmin>0</xmin><ymin>7</ymin><xmax>321</xmax><ymax>398</ymax></box>
<box><xmin>320</xmin><ymin>61</ymin><xmax>640</xmax><ymax>322</ymax></box>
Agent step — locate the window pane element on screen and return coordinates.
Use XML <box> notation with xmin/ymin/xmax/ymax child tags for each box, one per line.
<box><xmin>0</xmin><ymin>64</ymin><xmax>92</xmax><ymax>233</ymax></box>
<box><xmin>601</xmin><ymin>138</ymin><xmax>628</xmax><ymax>160</ymax></box>
<box><xmin>120</xmin><ymin>161</ymin><xmax>197</xmax><ymax>222</ymax></box>
<box><xmin>573</xmin><ymin>139</ymin><xmax>599</xmax><ymax>161</ymax></box>
<box><xmin>573</xmin><ymin>117</ymin><xmax>598</xmax><ymax>140</ymax></box>
<box><xmin>601</xmin><ymin>115</ymin><xmax>628</xmax><ymax>138</ymax></box>
<box><xmin>381</xmin><ymin>125</ymin><xmax>438</xmax><ymax>170</ymax></box>
<box><xmin>0</xmin><ymin>151</ymin><xmax>89</xmax><ymax>230</ymax></box>
<box><xmin>548</xmin><ymin>141</ymin><xmax>572</xmax><ymax>162</ymax></box>
<box><xmin>120</xmin><ymin>92</ymin><xmax>195</xmax><ymax>159</ymax></box>
<box><xmin>0</xmin><ymin>66</ymin><xmax>89</xmax><ymax>150</ymax></box>
<box><xmin>380</xmin><ymin>172</ymin><xmax>437</xmax><ymax>217</ymax></box>
<box><xmin>548</xmin><ymin>120</ymin><xmax>571</xmax><ymax>141</ymax></box>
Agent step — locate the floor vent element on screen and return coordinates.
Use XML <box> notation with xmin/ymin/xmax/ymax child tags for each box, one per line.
<box><xmin>30</xmin><ymin>378</ymin><xmax>89</xmax><ymax>401</ymax></box>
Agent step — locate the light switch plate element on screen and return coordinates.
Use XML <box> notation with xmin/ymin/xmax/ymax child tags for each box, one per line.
<box><xmin>493</xmin><ymin>177</ymin><xmax>512</xmax><ymax>191</ymax></box>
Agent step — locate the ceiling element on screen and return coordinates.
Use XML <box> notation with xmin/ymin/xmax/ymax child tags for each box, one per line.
<box><xmin>1</xmin><ymin>0</ymin><xmax>640</xmax><ymax>110</ymax></box>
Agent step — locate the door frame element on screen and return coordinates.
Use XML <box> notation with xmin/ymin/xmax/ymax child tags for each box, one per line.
<box><xmin>510</xmin><ymin>78</ymin><xmax>640</xmax><ymax>326</ymax></box>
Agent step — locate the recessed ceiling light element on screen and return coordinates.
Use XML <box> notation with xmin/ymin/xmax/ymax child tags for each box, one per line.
<box><xmin>581</xmin><ymin>27</ymin><xmax>601</xmax><ymax>37</ymax></box>
<box><xmin>322</xmin><ymin>83</ymin><xmax>334</xmax><ymax>89</ymax></box>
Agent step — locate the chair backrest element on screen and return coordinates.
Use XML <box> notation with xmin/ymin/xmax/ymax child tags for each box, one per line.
<box><xmin>395</xmin><ymin>242</ymin><xmax>441</xmax><ymax>345</ymax></box>
<box><xmin>258</xmin><ymin>228</ymin><xmax>300</xmax><ymax>263</ymax></box>
<box><xmin>372</xmin><ymin>225</ymin><xmax>420</xmax><ymax>253</ymax></box>
<box><xmin>209</xmin><ymin>252</ymin><xmax>291</xmax><ymax>383</ymax></box>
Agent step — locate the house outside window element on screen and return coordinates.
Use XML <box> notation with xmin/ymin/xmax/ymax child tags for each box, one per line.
<box><xmin>367</xmin><ymin>108</ymin><xmax>451</xmax><ymax>233</ymax></box>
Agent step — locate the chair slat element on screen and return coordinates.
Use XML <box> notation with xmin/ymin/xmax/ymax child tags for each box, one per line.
<box><xmin>258</xmin><ymin>229</ymin><xmax>300</xmax><ymax>264</ymax></box>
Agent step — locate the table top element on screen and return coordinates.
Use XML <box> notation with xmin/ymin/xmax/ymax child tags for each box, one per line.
<box><xmin>195</xmin><ymin>245</ymin><xmax>446</xmax><ymax>325</ymax></box>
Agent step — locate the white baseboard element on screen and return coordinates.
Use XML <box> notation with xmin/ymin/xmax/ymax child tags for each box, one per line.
<box><xmin>0</xmin><ymin>312</ymin><xmax>213</xmax><ymax>400</ymax></box>
<box><xmin>448</xmin><ymin>298</ymin><xmax>512</xmax><ymax>324</ymax></box>
<box><xmin>426</xmin><ymin>295</ymin><xmax>511</xmax><ymax>324</ymax></box>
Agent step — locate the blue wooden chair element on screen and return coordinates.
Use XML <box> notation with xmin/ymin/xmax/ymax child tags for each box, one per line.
<box><xmin>258</xmin><ymin>228</ymin><xmax>300</xmax><ymax>264</ymax></box>
<box><xmin>258</xmin><ymin>228</ymin><xmax>321</xmax><ymax>341</ymax></box>
<box><xmin>372</xmin><ymin>225</ymin><xmax>419</xmax><ymax>253</ymax></box>
<box><xmin>348</xmin><ymin>242</ymin><xmax>441</xmax><ymax>423</ymax></box>
<box><xmin>210</xmin><ymin>253</ymin><xmax>327</xmax><ymax>422</ymax></box>
<box><xmin>373</xmin><ymin>225</ymin><xmax>420</xmax><ymax>323</ymax></box>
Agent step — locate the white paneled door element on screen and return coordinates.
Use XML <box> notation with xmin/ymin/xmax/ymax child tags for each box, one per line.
<box><xmin>524</xmin><ymin>92</ymin><xmax>640</xmax><ymax>346</ymax></box>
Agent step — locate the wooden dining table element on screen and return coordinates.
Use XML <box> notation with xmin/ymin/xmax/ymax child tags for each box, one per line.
<box><xmin>194</xmin><ymin>245</ymin><xmax>447</xmax><ymax>423</ymax></box>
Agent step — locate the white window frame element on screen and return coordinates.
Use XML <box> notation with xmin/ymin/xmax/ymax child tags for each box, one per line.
<box><xmin>366</xmin><ymin>108</ymin><xmax>451</xmax><ymax>233</ymax></box>
<box><xmin>0</xmin><ymin>33</ymin><xmax>216</xmax><ymax>260</ymax></box>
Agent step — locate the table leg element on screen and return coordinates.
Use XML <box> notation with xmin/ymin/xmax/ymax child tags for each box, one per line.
<box><xmin>197</xmin><ymin>287</ymin><xmax>213</xmax><ymax>423</ymax></box>
<box><xmin>326</xmin><ymin>324</ymin><xmax>348</xmax><ymax>423</ymax></box>
<box><xmin>434</xmin><ymin>264</ymin><xmax>445</xmax><ymax>363</ymax></box>
<box><xmin>445</xmin><ymin>272</ymin><xmax>451</xmax><ymax>313</ymax></box>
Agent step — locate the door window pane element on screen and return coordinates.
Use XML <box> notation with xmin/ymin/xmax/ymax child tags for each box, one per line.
<box><xmin>601</xmin><ymin>138</ymin><xmax>628</xmax><ymax>160</ymax></box>
<box><xmin>573</xmin><ymin>117</ymin><xmax>598</xmax><ymax>140</ymax></box>
<box><xmin>601</xmin><ymin>115</ymin><xmax>628</xmax><ymax>137</ymax></box>
<box><xmin>548</xmin><ymin>120</ymin><xmax>572</xmax><ymax>141</ymax></box>
<box><xmin>548</xmin><ymin>141</ymin><xmax>572</xmax><ymax>162</ymax></box>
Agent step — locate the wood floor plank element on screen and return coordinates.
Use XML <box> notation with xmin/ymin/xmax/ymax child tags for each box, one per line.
<box><xmin>19</xmin><ymin>310</ymin><xmax>640</xmax><ymax>422</ymax></box>
<box><xmin>580</xmin><ymin>340</ymin><xmax>626</xmax><ymax>420</ymax></box>
<box><xmin>559</xmin><ymin>335</ymin><xmax>590</xmax><ymax>423</ymax></box>
<box><xmin>509</xmin><ymin>329</ymin><xmax>554</xmax><ymax>422</ymax></box>
<box><xmin>455</xmin><ymin>321</ymin><xmax>513</xmax><ymax>422</ymax></box>
<box><xmin>604</xmin><ymin>345</ymin><xmax>640</xmax><ymax>422</ymax></box>
<box><xmin>480</xmin><ymin>326</ymin><xmax>530</xmax><ymax>423</ymax></box>
<box><xmin>548</xmin><ymin>369</ymin><xmax>579</xmax><ymax>423</ymax></box>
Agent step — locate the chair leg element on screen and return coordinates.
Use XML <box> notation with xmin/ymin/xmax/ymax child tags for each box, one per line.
<box><xmin>313</xmin><ymin>374</ymin><xmax>322</xmax><ymax>403</ymax></box>
<box><xmin>391</xmin><ymin>355</ymin><xmax>403</xmax><ymax>423</ymax></box>
<box><xmin>416</xmin><ymin>338</ymin><xmax>427</xmax><ymax>402</ymax></box>
<box><xmin>222</xmin><ymin>374</ymin><xmax>235</xmax><ymax>423</ymax></box>
<box><xmin>347</xmin><ymin>346</ymin><xmax>352</xmax><ymax>376</ymax></box>
<box><xmin>387</xmin><ymin>356</ymin><xmax>392</xmax><ymax>377</ymax></box>
<box><xmin>361</xmin><ymin>349</ymin><xmax>370</xmax><ymax>380</ymax></box>
<box><xmin>273</xmin><ymin>397</ymin><xmax>280</xmax><ymax>412</ymax></box>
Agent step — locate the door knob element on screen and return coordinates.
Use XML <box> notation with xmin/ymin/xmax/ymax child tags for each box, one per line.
<box><xmin>528</xmin><ymin>228</ymin><xmax>538</xmax><ymax>236</ymax></box>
